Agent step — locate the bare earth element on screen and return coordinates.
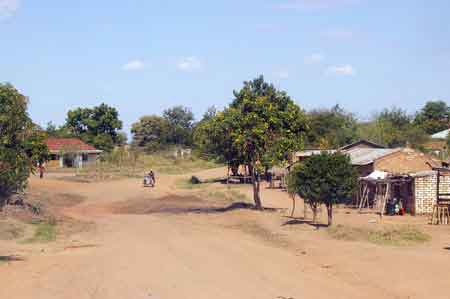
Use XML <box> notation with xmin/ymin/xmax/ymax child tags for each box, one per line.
<box><xmin>1</xmin><ymin>167</ymin><xmax>450</xmax><ymax>299</ymax></box>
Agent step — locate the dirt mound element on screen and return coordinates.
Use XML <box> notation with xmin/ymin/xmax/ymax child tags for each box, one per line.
<box><xmin>110</xmin><ymin>194</ymin><xmax>256</xmax><ymax>215</ymax></box>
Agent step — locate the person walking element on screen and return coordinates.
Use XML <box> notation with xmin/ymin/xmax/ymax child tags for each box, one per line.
<box><xmin>38</xmin><ymin>163</ymin><xmax>45</xmax><ymax>179</ymax></box>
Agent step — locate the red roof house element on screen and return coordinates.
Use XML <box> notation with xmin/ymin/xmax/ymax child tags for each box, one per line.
<box><xmin>44</xmin><ymin>138</ymin><xmax>102</xmax><ymax>168</ymax></box>
<box><xmin>45</xmin><ymin>138</ymin><xmax>101</xmax><ymax>153</ymax></box>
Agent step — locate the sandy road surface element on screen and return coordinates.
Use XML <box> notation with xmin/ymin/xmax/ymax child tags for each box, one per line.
<box><xmin>1</xmin><ymin>168</ymin><xmax>450</xmax><ymax>299</ymax></box>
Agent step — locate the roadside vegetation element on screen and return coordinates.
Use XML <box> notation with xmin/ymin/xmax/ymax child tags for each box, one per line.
<box><xmin>327</xmin><ymin>224</ymin><xmax>431</xmax><ymax>246</ymax></box>
<box><xmin>24</xmin><ymin>219</ymin><xmax>57</xmax><ymax>243</ymax></box>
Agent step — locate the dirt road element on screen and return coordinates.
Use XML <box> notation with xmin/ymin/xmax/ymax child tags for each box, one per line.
<box><xmin>1</xmin><ymin>168</ymin><xmax>450</xmax><ymax>299</ymax></box>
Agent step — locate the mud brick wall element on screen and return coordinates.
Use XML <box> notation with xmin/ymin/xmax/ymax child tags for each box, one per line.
<box><xmin>415</xmin><ymin>174</ymin><xmax>450</xmax><ymax>214</ymax></box>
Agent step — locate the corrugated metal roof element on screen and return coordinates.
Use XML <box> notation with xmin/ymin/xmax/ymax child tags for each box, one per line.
<box><xmin>295</xmin><ymin>149</ymin><xmax>336</xmax><ymax>157</ymax></box>
<box><xmin>411</xmin><ymin>170</ymin><xmax>436</xmax><ymax>178</ymax></box>
<box><xmin>344</xmin><ymin>148</ymin><xmax>400</xmax><ymax>166</ymax></box>
<box><xmin>431</xmin><ymin>129</ymin><xmax>449</xmax><ymax>139</ymax></box>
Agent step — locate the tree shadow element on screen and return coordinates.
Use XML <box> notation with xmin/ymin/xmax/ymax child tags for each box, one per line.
<box><xmin>444</xmin><ymin>247</ymin><xmax>450</xmax><ymax>251</ymax></box>
<box><xmin>190</xmin><ymin>202</ymin><xmax>280</xmax><ymax>214</ymax></box>
<box><xmin>282</xmin><ymin>216</ymin><xmax>328</xmax><ymax>229</ymax></box>
<box><xmin>0</xmin><ymin>255</ymin><xmax>25</xmax><ymax>262</ymax></box>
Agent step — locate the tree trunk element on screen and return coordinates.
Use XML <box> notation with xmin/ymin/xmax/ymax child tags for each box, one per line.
<box><xmin>327</xmin><ymin>204</ymin><xmax>333</xmax><ymax>226</ymax></box>
<box><xmin>251</xmin><ymin>167</ymin><xmax>263</xmax><ymax>210</ymax></box>
<box><xmin>290</xmin><ymin>194</ymin><xmax>296</xmax><ymax>217</ymax></box>
<box><xmin>312</xmin><ymin>207</ymin><xmax>317</xmax><ymax>223</ymax></box>
<box><xmin>303</xmin><ymin>198</ymin><xmax>307</xmax><ymax>219</ymax></box>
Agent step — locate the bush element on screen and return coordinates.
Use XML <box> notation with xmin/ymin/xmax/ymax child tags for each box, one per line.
<box><xmin>0</xmin><ymin>84</ymin><xmax>49</xmax><ymax>203</ymax></box>
<box><xmin>288</xmin><ymin>152</ymin><xmax>358</xmax><ymax>226</ymax></box>
<box><xmin>189</xmin><ymin>176</ymin><xmax>201</xmax><ymax>184</ymax></box>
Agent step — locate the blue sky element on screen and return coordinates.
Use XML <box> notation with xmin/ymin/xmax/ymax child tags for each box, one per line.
<box><xmin>1</xmin><ymin>0</ymin><xmax>449</xmax><ymax>134</ymax></box>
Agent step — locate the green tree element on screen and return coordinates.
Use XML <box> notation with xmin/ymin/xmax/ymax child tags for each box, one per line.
<box><xmin>131</xmin><ymin>115</ymin><xmax>170</xmax><ymax>152</ymax></box>
<box><xmin>198</xmin><ymin>76</ymin><xmax>309</xmax><ymax>209</ymax></box>
<box><xmin>66</xmin><ymin>103</ymin><xmax>123</xmax><ymax>151</ymax></box>
<box><xmin>288</xmin><ymin>152</ymin><xmax>357</xmax><ymax>226</ymax></box>
<box><xmin>307</xmin><ymin>105</ymin><xmax>359</xmax><ymax>148</ymax></box>
<box><xmin>359</xmin><ymin>107</ymin><xmax>428</xmax><ymax>148</ymax></box>
<box><xmin>0</xmin><ymin>83</ymin><xmax>49</xmax><ymax>204</ymax></box>
<box><xmin>163</xmin><ymin>105</ymin><xmax>194</xmax><ymax>146</ymax></box>
<box><xmin>414</xmin><ymin>100</ymin><xmax>450</xmax><ymax>134</ymax></box>
<box><xmin>201</xmin><ymin>106</ymin><xmax>217</xmax><ymax>122</ymax></box>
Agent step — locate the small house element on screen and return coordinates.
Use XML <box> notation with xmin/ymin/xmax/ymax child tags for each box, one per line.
<box><xmin>45</xmin><ymin>138</ymin><xmax>102</xmax><ymax>169</ymax></box>
<box><xmin>346</xmin><ymin>147</ymin><xmax>435</xmax><ymax>177</ymax></box>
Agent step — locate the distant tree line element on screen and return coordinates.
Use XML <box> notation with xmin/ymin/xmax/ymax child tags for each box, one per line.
<box><xmin>131</xmin><ymin>106</ymin><xmax>195</xmax><ymax>153</ymax></box>
<box><xmin>41</xmin><ymin>87</ymin><xmax>450</xmax><ymax>155</ymax></box>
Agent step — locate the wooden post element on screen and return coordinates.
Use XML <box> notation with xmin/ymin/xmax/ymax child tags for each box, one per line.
<box><xmin>380</xmin><ymin>182</ymin><xmax>390</xmax><ymax>219</ymax></box>
<box><xmin>436</xmin><ymin>169</ymin><xmax>440</xmax><ymax>205</ymax></box>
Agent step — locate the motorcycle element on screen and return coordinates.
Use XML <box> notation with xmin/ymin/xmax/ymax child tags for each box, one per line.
<box><xmin>143</xmin><ymin>175</ymin><xmax>155</xmax><ymax>188</ymax></box>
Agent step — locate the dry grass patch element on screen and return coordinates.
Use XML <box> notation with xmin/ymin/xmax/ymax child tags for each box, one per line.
<box><xmin>22</xmin><ymin>218</ymin><xmax>57</xmax><ymax>243</ymax></box>
<box><xmin>204</xmin><ymin>189</ymin><xmax>248</xmax><ymax>202</ymax></box>
<box><xmin>327</xmin><ymin>224</ymin><xmax>431</xmax><ymax>246</ymax></box>
<box><xmin>0</xmin><ymin>220</ymin><xmax>25</xmax><ymax>240</ymax></box>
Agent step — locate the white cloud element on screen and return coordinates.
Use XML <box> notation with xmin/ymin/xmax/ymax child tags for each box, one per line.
<box><xmin>0</xmin><ymin>0</ymin><xmax>19</xmax><ymax>19</ymax></box>
<box><xmin>273</xmin><ymin>70</ymin><xmax>290</xmax><ymax>79</ymax></box>
<box><xmin>276</xmin><ymin>0</ymin><xmax>360</xmax><ymax>10</ymax></box>
<box><xmin>122</xmin><ymin>59</ymin><xmax>145</xmax><ymax>71</ymax></box>
<box><xmin>304</xmin><ymin>53</ymin><xmax>325</xmax><ymax>64</ymax></box>
<box><xmin>326</xmin><ymin>64</ymin><xmax>356</xmax><ymax>76</ymax></box>
<box><xmin>177</xmin><ymin>56</ymin><xmax>203</xmax><ymax>72</ymax></box>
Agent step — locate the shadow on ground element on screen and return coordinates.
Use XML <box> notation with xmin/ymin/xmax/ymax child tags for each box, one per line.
<box><xmin>111</xmin><ymin>195</ymin><xmax>281</xmax><ymax>215</ymax></box>
<box><xmin>0</xmin><ymin>255</ymin><xmax>25</xmax><ymax>262</ymax></box>
<box><xmin>444</xmin><ymin>247</ymin><xmax>450</xmax><ymax>251</ymax></box>
<box><xmin>282</xmin><ymin>217</ymin><xmax>328</xmax><ymax>229</ymax></box>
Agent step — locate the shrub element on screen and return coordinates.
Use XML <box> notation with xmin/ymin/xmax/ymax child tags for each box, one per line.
<box><xmin>190</xmin><ymin>176</ymin><xmax>201</xmax><ymax>184</ymax></box>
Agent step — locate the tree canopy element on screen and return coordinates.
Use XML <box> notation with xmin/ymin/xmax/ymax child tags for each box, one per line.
<box><xmin>0</xmin><ymin>83</ymin><xmax>49</xmax><ymax>202</ymax></box>
<box><xmin>359</xmin><ymin>107</ymin><xmax>428</xmax><ymax>148</ymax></box>
<box><xmin>131</xmin><ymin>105</ymin><xmax>195</xmax><ymax>152</ymax></box>
<box><xmin>414</xmin><ymin>100</ymin><xmax>450</xmax><ymax>134</ymax></box>
<box><xmin>196</xmin><ymin>75</ymin><xmax>309</xmax><ymax>209</ymax></box>
<box><xmin>163</xmin><ymin>105</ymin><xmax>194</xmax><ymax>146</ymax></box>
<box><xmin>65</xmin><ymin>103</ymin><xmax>124</xmax><ymax>151</ymax></box>
<box><xmin>131</xmin><ymin>115</ymin><xmax>170</xmax><ymax>152</ymax></box>
<box><xmin>306</xmin><ymin>105</ymin><xmax>359</xmax><ymax>148</ymax></box>
<box><xmin>288</xmin><ymin>152</ymin><xmax>357</xmax><ymax>226</ymax></box>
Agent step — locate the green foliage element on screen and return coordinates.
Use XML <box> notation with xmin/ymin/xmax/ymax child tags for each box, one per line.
<box><xmin>359</xmin><ymin>107</ymin><xmax>428</xmax><ymax>148</ymax></box>
<box><xmin>307</xmin><ymin>105</ymin><xmax>359</xmax><ymax>148</ymax></box>
<box><xmin>0</xmin><ymin>83</ymin><xmax>49</xmax><ymax>200</ymax></box>
<box><xmin>163</xmin><ymin>105</ymin><xmax>194</xmax><ymax>146</ymax></box>
<box><xmin>131</xmin><ymin>115</ymin><xmax>170</xmax><ymax>152</ymax></box>
<box><xmin>195</xmin><ymin>75</ymin><xmax>308</xmax><ymax>209</ymax></box>
<box><xmin>65</xmin><ymin>103</ymin><xmax>123</xmax><ymax>151</ymax></box>
<box><xmin>132</xmin><ymin>106</ymin><xmax>194</xmax><ymax>152</ymax></box>
<box><xmin>288</xmin><ymin>152</ymin><xmax>357</xmax><ymax>226</ymax></box>
<box><xmin>414</xmin><ymin>100</ymin><xmax>450</xmax><ymax>134</ymax></box>
<box><xmin>25</xmin><ymin>220</ymin><xmax>57</xmax><ymax>243</ymax></box>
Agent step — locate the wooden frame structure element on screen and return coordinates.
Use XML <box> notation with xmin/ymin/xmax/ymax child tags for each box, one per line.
<box><xmin>357</xmin><ymin>175</ymin><xmax>413</xmax><ymax>218</ymax></box>
<box><xmin>431</xmin><ymin>167</ymin><xmax>450</xmax><ymax>224</ymax></box>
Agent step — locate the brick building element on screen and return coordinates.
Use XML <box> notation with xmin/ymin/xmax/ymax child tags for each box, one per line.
<box><xmin>413</xmin><ymin>171</ymin><xmax>450</xmax><ymax>215</ymax></box>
